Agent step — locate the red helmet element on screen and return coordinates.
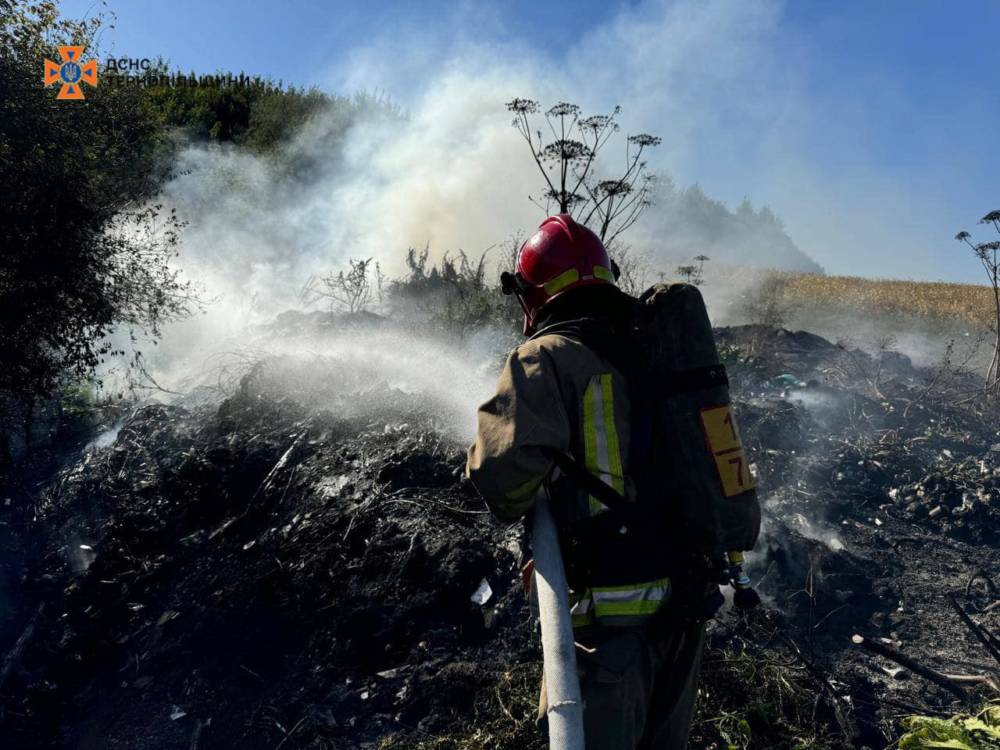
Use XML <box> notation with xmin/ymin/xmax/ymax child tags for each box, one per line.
<box><xmin>505</xmin><ymin>214</ymin><xmax>617</xmax><ymax>334</ymax></box>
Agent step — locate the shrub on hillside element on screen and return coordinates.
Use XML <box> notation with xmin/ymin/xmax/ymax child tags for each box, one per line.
<box><xmin>389</xmin><ymin>248</ymin><xmax>521</xmax><ymax>338</ymax></box>
<box><xmin>0</xmin><ymin>2</ymin><xmax>196</xmax><ymax>460</ymax></box>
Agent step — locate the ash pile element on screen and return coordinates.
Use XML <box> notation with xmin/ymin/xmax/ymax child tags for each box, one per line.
<box><xmin>2</xmin><ymin>322</ymin><xmax>999</xmax><ymax>749</ymax></box>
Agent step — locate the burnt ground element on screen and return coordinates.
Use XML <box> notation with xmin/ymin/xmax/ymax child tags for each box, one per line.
<box><xmin>1</xmin><ymin>323</ymin><xmax>999</xmax><ymax>749</ymax></box>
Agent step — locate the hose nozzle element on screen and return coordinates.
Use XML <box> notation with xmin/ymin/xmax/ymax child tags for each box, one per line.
<box><xmin>727</xmin><ymin>551</ymin><xmax>761</xmax><ymax>611</ymax></box>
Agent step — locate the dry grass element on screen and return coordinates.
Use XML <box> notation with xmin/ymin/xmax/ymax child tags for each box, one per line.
<box><xmin>777</xmin><ymin>273</ymin><xmax>995</xmax><ymax>329</ymax></box>
<box><xmin>378</xmin><ymin>662</ymin><xmax>546</xmax><ymax>750</ymax></box>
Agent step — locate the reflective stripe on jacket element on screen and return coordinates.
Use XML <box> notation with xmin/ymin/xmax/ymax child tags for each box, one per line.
<box><xmin>466</xmin><ymin>332</ymin><xmax>669</xmax><ymax>626</ymax></box>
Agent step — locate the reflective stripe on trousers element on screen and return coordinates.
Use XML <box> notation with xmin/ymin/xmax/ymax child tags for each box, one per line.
<box><xmin>592</xmin><ymin>577</ymin><xmax>671</xmax><ymax>624</ymax></box>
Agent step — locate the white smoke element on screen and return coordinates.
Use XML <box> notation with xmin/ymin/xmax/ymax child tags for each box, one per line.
<box><xmin>127</xmin><ymin>0</ymin><xmax>952</xmax><ymax>439</ymax></box>
<box><xmin>129</xmin><ymin>0</ymin><xmax>809</xmax><ymax>392</ymax></box>
<box><xmin>125</xmin><ymin>91</ymin><xmax>528</xmax><ymax>438</ymax></box>
<box><xmin>158</xmin><ymin>0</ymin><xmax>814</xmax><ymax>302</ymax></box>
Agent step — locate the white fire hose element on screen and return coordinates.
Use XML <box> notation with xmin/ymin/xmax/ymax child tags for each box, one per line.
<box><xmin>531</xmin><ymin>494</ymin><xmax>585</xmax><ymax>750</ymax></box>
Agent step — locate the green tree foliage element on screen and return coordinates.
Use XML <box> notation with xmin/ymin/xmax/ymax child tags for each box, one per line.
<box><xmin>0</xmin><ymin>3</ymin><xmax>397</xmax><ymax>472</ymax></box>
<box><xmin>0</xmin><ymin>2</ymin><xmax>195</xmax><ymax>438</ymax></box>
<box><xmin>143</xmin><ymin>75</ymin><xmax>330</xmax><ymax>151</ymax></box>
<box><xmin>241</xmin><ymin>87</ymin><xmax>331</xmax><ymax>152</ymax></box>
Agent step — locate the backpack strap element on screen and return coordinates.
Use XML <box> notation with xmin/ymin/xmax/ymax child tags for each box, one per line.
<box><xmin>542</xmin><ymin>447</ymin><xmax>629</xmax><ymax>514</ymax></box>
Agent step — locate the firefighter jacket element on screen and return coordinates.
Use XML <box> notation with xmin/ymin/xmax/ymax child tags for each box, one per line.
<box><xmin>466</xmin><ymin>328</ymin><xmax>671</xmax><ymax>628</ymax></box>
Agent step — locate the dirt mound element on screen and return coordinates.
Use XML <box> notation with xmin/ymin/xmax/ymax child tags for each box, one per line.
<box><xmin>2</xmin><ymin>326</ymin><xmax>999</xmax><ymax>749</ymax></box>
<box><xmin>2</xmin><ymin>367</ymin><xmax>531</xmax><ymax>749</ymax></box>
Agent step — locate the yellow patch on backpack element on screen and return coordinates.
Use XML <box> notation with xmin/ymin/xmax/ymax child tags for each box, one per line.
<box><xmin>700</xmin><ymin>405</ymin><xmax>756</xmax><ymax>497</ymax></box>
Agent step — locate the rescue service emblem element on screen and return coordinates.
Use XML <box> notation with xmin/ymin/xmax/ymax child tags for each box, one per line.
<box><xmin>43</xmin><ymin>45</ymin><xmax>98</xmax><ymax>100</ymax></box>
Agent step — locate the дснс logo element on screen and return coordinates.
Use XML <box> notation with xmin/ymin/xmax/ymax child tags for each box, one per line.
<box><xmin>44</xmin><ymin>46</ymin><xmax>98</xmax><ymax>100</ymax></box>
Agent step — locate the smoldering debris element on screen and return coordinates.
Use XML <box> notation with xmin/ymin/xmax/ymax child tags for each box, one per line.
<box><xmin>1</xmin><ymin>320</ymin><xmax>999</xmax><ymax>749</ymax></box>
<box><xmin>888</xmin><ymin>452</ymin><xmax>1000</xmax><ymax>544</ymax></box>
<box><xmin>4</xmin><ymin>369</ymin><xmax>530</xmax><ymax>748</ymax></box>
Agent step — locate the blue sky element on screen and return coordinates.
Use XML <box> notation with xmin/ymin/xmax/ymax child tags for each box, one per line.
<box><xmin>63</xmin><ymin>0</ymin><xmax>1000</xmax><ymax>283</ymax></box>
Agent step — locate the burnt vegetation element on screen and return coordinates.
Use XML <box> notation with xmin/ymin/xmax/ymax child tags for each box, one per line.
<box><xmin>2</xmin><ymin>289</ymin><xmax>1000</xmax><ymax>749</ymax></box>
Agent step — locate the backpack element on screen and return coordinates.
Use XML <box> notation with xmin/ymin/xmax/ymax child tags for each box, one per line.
<box><xmin>630</xmin><ymin>283</ymin><xmax>760</xmax><ymax>557</ymax></box>
<box><xmin>540</xmin><ymin>282</ymin><xmax>761</xmax><ymax>561</ymax></box>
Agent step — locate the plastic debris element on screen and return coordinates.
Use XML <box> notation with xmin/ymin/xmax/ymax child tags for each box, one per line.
<box><xmin>882</xmin><ymin>665</ymin><xmax>910</xmax><ymax>680</ymax></box>
<box><xmin>470</xmin><ymin>578</ymin><xmax>493</xmax><ymax>605</ymax></box>
<box><xmin>772</xmin><ymin>373</ymin><xmax>802</xmax><ymax>388</ymax></box>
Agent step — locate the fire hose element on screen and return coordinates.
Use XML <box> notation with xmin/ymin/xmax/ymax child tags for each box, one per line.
<box><xmin>530</xmin><ymin>452</ymin><xmax>761</xmax><ymax>750</ymax></box>
<box><xmin>532</xmin><ymin>493</ymin><xmax>585</xmax><ymax>750</ymax></box>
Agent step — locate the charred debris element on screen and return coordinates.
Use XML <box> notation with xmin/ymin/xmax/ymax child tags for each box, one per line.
<box><xmin>1</xmin><ymin>320</ymin><xmax>999</xmax><ymax>749</ymax></box>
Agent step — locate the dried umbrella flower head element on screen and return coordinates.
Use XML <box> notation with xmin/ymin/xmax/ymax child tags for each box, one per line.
<box><xmin>542</xmin><ymin>189</ymin><xmax>588</xmax><ymax>207</ymax></box>
<box><xmin>506</xmin><ymin>97</ymin><xmax>660</xmax><ymax>241</ymax></box>
<box><xmin>578</xmin><ymin>115</ymin><xmax>620</xmax><ymax>137</ymax></box>
<box><xmin>505</xmin><ymin>98</ymin><xmax>538</xmax><ymax>114</ymax></box>
<box><xmin>596</xmin><ymin>179</ymin><xmax>632</xmax><ymax>197</ymax></box>
<box><xmin>539</xmin><ymin>139</ymin><xmax>593</xmax><ymax>165</ymax></box>
<box><xmin>545</xmin><ymin>102</ymin><xmax>580</xmax><ymax>118</ymax></box>
<box><xmin>975</xmin><ymin>241</ymin><xmax>1000</xmax><ymax>260</ymax></box>
<box><xmin>628</xmin><ymin>133</ymin><xmax>662</xmax><ymax>147</ymax></box>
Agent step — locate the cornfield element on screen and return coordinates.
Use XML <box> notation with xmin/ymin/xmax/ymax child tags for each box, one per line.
<box><xmin>777</xmin><ymin>273</ymin><xmax>995</xmax><ymax>329</ymax></box>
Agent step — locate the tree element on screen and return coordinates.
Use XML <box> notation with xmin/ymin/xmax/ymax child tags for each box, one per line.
<box><xmin>955</xmin><ymin>210</ymin><xmax>1000</xmax><ymax>399</ymax></box>
<box><xmin>144</xmin><ymin>73</ymin><xmax>334</xmax><ymax>152</ymax></box>
<box><xmin>506</xmin><ymin>98</ymin><xmax>660</xmax><ymax>247</ymax></box>
<box><xmin>739</xmin><ymin>275</ymin><xmax>795</xmax><ymax>330</ymax></box>
<box><xmin>0</xmin><ymin>2</ymin><xmax>196</xmax><ymax>443</ymax></box>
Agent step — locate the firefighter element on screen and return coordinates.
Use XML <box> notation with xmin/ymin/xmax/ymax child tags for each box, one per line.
<box><xmin>466</xmin><ymin>214</ymin><xmax>709</xmax><ymax>750</ymax></box>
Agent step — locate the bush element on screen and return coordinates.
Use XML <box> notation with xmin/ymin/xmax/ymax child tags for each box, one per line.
<box><xmin>738</xmin><ymin>275</ymin><xmax>796</xmax><ymax>329</ymax></box>
<box><xmin>0</xmin><ymin>2</ymin><xmax>195</xmax><ymax>457</ymax></box>
<box><xmin>304</xmin><ymin>258</ymin><xmax>386</xmax><ymax>314</ymax></box>
<box><xmin>387</xmin><ymin>248</ymin><xmax>521</xmax><ymax>338</ymax></box>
